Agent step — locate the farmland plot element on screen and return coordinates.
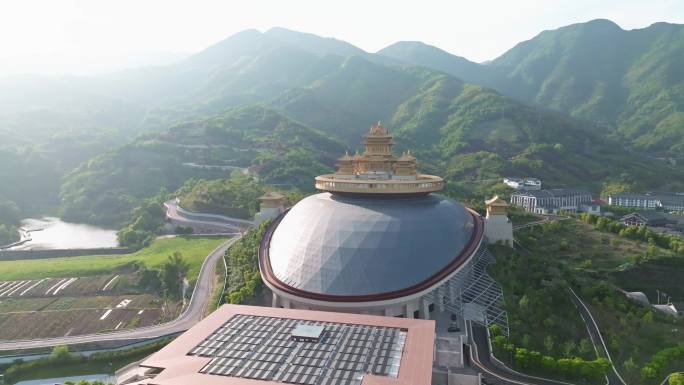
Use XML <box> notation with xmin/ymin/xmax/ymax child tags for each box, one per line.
<box><xmin>0</xmin><ymin>274</ymin><xmax>169</xmax><ymax>340</ymax></box>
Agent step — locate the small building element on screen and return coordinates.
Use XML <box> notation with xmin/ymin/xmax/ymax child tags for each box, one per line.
<box><xmin>510</xmin><ymin>189</ymin><xmax>592</xmax><ymax>213</ymax></box>
<box><xmin>503</xmin><ymin>177</ymin><xmax>541</xmax><ymax>190</ymax></box>
<box><xmin>119</xmin><ymin>304</ymin><xmax>435</xmax><ymax>385</ymax></box>
<box><xmin>254</xmin><ymin>192</ymin><xmax>286</xmax><ymax>224</ymax></box>
<box><xmin>608</xmin><ymin>192</ymin><xmax>684</xmax><ymax>211</ymax></box>
<box><xmin>653</xmin><ymin>303</ymin><xmax>680</xmax><ymax>317</ymax></box>
<box><xmin>620</xmin><ymin>211</ymin><xmax>676</xmax><ymax>227</ymax></box>
<box><xmin>484</xmin><ymin>196</ymin><xmax>513</xmax><ymax>246</ymax></box>
<box><xmin>624</xmin><ymin>291</ymin><xmax>650</xmax><ymax>306</ymax></box>
<box><xmin>579</xmin><ymin>200</ymin><xmax>602</xmax><ymax>215</ymax></box>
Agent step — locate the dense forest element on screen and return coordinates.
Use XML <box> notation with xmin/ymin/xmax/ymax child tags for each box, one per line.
<box><xmin>177</xmin><ymin>175</ymin><xmax>264</xmax><ymax>219</ymax></box>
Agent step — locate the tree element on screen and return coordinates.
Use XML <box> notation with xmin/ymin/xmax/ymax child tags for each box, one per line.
<box><xmin>642</xmin><ymin>365</ymin><xmax>659</xmax><ymax>380</ymax></box>
<box><xmin>642</xmin><ymin>311</ymin><xmax>655</xmax><ymax>324</ymax></box>
<box><xmin>515</xmin><ymin>348</ymin><xmax>531</xmax><ymax>368</ymax></box>
<box><xmin>623</xmin><ymin>357</ymin><xmax>638</xmax><ymax>375</ymax></box>
<box><xmin>161</xmin><ymin>252</ymin><xmax>190</xmax><ymax>298</ymax></box>
<box><xmin>670</xmin><ymin>373</ymin><xmax>684</xmax><ymax>385</ymax></box>
<box><xmin>579</xmin><ymin>338</ymin><xmax>593</xmax><ymax>356</ymax></box>
<box><xmin>137</xmin><ymin>265</ymin><xmax>163</xmax><ymax>294</ymax></box>
<box><xmin>562</xmin><ymin>340</ymin><xmax>577</xmax><ymax>357</ymax></box>
<box><xmin>50</xmin><ymin>345</ymin><xmax>72</xmax><ymax>362</ymax></box>
<box><xmin>521</xmin><ymin>334</ymin><xmax>531</xmax><ymax>348</ymax></box>
<box><xmin>544</xmin><ymin>335</ymin><xmax>555</xmax><ymax>354</ymax></box>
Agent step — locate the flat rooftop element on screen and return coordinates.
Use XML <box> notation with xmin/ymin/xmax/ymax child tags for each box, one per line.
<box><xmin>134</xmin><ymin>305</ymin><xmax>435</xmax><ymax>385</ymax></box>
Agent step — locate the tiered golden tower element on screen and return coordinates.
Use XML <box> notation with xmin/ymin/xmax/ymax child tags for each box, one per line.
<box><xmin>316</xmin><ymin>122</ymin><xmax>443</xmax><ymax>195</ymax></box>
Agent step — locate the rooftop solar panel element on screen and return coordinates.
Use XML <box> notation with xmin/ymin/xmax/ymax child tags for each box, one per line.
<box><xmin>188</xmin><ymin>314</ymin><xmax>407</xmax><ymax>385</ymax></box>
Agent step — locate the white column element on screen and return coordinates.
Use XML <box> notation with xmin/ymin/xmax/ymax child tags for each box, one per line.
<box><xmin>403</xmin><ymin>303</ymin><xmax>412</xmax><ymax>318</ymax></box>
<box><xmin>271</xmin><ymin>293</ymin><xmax>279</xmax><ymax>308</ymax></box>
<box><xmin>420</xmin><ymin>297</ymin><xmax>430</xmax><ymax>320</ymax></box>
<box><xmin>438</xmin><ymin>286</ymin><xmax>445</xmax><ymax>312</ymax></box>
<box><xmin>449</xmin><ymin>280</ymin><xmax>457</xmax><ymax>306</ymax></box>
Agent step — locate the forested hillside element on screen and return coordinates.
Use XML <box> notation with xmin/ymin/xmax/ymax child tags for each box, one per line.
<box><xmin>382</xmin><ymin>20</ymin><xmax>684</xmax><ymax>156</ymax></box>
<box><xmin>59</xmin><ymin>105</ymin><xmax>344</xmax><ymax>226</ymax></box>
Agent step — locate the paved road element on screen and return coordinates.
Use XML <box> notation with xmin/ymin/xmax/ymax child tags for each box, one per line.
<box><xmin>569</xmin><ymin>288</ymin><xmax>627</xmax><ymax>385</ymax></box>
<box><xmin>0</xmin><ymin>237</ymin><xmax>239</xmax><ymax>351</ymax></box>
<box><xmin>165</xmin><ymin>200</ymin><xmax>252</xmax><ymax>231</ymax></box>
<box><xmin>468</xmin><ymin>322</ymin><xmax>575</xmax><ymax>385</ymax></box>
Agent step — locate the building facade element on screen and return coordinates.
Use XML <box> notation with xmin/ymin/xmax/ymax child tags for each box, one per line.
<box><xmin>620</xmin><ymin>211</ymin><xmax>679</xmax><ymax>227</ymax></box>
<box><xmin>510</xmin><ymin>189</ymin><xmax>593</xmax><ymax>213</ymax></box>
<box><xmin>608</xmin><ymin>192</ymin><xmax>684</xmax><ymax>211</ymax></box>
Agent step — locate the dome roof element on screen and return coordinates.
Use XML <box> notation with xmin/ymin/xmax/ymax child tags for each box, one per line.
<box><xmin>260</xmin><ymin>193</ymin><xmax>483</xmax><ymax>300</ymax></box>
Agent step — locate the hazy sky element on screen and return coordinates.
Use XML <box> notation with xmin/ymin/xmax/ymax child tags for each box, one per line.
<box><xmin>1</xmin><ymin>0</ymin><xmax>683</xmax><ymax>76</ymax></box>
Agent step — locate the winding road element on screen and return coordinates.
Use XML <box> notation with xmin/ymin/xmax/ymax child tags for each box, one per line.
<box><xmin>0</xmin><ymin>236</ymin><xmax>239</xmax><ymax>351</ymax></box>
<box><xmin>164</xmin><ymin>200</ymin><xmax>252</xmax><ymax>232</ymax></box>
<box><xmin>569</xmin><ymin>288</ymin><xmax>627</xmax><ymax>385</ymax></box>
<box><xmin>469</xmin><ymin>322</ymin><xmax>575</xmax><ymax>385</ymax></box>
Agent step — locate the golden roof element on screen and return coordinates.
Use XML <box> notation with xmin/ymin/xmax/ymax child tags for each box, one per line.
<box><xmin>397</xmin><ymin>151</ymin><xmax>416</xmax><ymax>162</ymax></box>
<box><xmin>368</xmin><ymin>121</ymin><xmax>389</xmax><ymax>136</ymax></box>
<box><xmin>338</xmin><ymin>151</ymin><xmax>353</xmax><ymax>161</ymax></box>
<box><xmin>260</xmin><ymin>191</ymin><xmax>286</xmax><ymax>201</ymax></box>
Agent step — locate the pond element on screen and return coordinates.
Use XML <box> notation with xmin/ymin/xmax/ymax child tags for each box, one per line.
<box><xmin>9</xmin><ymin>217</ymin><xmax>118</xmax><ymax>250</ymax></box>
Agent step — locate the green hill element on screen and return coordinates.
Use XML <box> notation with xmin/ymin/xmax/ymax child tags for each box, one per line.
<box><xmin>59</xmin><ymin>105</ymin><xmax>344</xmax><ymax>226</ymax></box>
<box><xmin>490</xmin><ymin>20</ymin><xmax>684</xmax><ymax>155</ymax></box>
<box><xmin>382</xmin><ymin>20</ymin><xmax>684</xmax><ymax>156</ymax></box>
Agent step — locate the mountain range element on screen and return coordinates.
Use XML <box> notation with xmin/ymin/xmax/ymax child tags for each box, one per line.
<box><xmin>380</xmin><ymin>19</ymin><xmax>684</xmax><ymax>156</ymax></box>
<box><xmin>1</xmin><ymin>20</ymin><xmax>683</xmax><ymax>226</ymax></box>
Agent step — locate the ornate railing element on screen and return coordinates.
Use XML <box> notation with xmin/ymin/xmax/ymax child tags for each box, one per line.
<box><xmin>315</xmin><ymin>174</ymin><xmax>444</xmax><ymax>194</ymax></box>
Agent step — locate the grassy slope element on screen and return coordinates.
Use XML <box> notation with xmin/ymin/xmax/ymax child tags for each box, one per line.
<box><xmin>499</xmin><ymin>219</ymin><xmax>684</xmax><ymax>385</ymax></box>
<box><xmin>0</xmin><ymin>237</ymin><xmax>225</xmax><ymax>282</ymax></box>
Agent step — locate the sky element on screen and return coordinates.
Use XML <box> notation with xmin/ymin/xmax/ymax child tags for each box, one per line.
<box><xmin>1</xmin><ymin>0</ymin><xmax>683</xmax><ymax>76</ymax></box>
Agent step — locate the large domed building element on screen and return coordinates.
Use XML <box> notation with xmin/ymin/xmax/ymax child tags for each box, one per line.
<box><xmin>259</xmin><ymin>122</ymin><xmax>507</xmax><ymax>328</ymax></box>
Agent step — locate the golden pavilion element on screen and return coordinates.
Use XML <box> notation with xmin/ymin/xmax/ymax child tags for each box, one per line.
<box><xmin>315</xmin><ymin>122</ymin><xmax>444</xmax><ymax>195</ymax></box>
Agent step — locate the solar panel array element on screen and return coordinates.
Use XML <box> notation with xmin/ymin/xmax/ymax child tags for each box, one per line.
<box><xmin>188</xmin><ymin>314</ymin><xmax>407</xmax><ymax>385</ymax></box>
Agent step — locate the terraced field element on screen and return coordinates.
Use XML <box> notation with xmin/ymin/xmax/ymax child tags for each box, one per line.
<box><xmin>0</xmin><ymin>275</ymin><xmax>167</xmax><ymax>340</ymax></box>
<box><xmin>0</xmin><ymin>237</ymin><xmax>225</xmax><ymax>341</ymax></box>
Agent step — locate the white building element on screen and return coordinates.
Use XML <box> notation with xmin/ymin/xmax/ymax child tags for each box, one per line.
<box><xmin>253</xmin><ymin>192</ymin><xmax>286</xmax><ymax>224</ymax></box>
<box><xmin>510</xmin><ymin>189</ymin><xmax>593</xmax><ymax>213</ymax></box>
<box><xmin>484</xmin><ymin>196</ymin><xmax>513</xmax><ymax>246</ymax></box>
<box><xmin>503</xmin><ymin>177</ymin><xmax>541</xmax><ymax>191</ymax></box>
<box><xmin>608</xmin><ymin>192</ymin><xmax>684</xmax><ymax>211</ymax></box>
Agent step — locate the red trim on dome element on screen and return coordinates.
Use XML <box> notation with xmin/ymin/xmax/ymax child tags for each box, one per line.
<box><xmin>258</xmin><ymin>206</ymin><xmax>485</xmax><ymax>303</ymax></box>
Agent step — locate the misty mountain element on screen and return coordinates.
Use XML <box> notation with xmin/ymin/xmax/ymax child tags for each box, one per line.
<box><xmin>2</xmin><ymin>22</ymin><xmax>683</xmax><ymax>226</ymax></box>
<box><xmin>377</xmin><ymin>41</ymin><xmax>489</xmax><ymax>85</ymax></box>
<box><xmin>381</xmin><ymin>20</ymin><xmax>684</xmax><ymax>156</ymax></box>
